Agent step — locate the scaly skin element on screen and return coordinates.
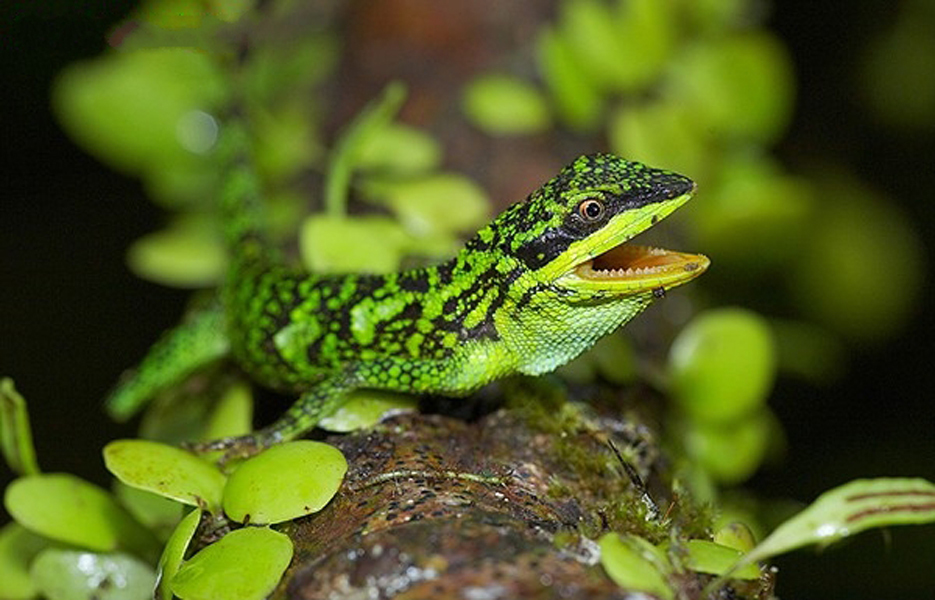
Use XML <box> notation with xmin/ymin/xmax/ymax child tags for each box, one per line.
<box><xmin>106</xmin><ymin>119</ymin><xmax>709</xmax><ymax>458</ymax></box>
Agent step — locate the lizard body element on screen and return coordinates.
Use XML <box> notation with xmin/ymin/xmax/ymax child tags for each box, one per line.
<box><xmin>107</xmin><ymin>119</ymin><xmax>708</xmax><ymax>457</ymax></box>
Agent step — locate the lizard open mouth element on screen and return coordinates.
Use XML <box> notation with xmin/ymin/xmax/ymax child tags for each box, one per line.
<box><xmin>577</xmin><ymin>244</ymin><xmax>704</xmax><ymax>280</ymax></box>
<box><xmin>573</xmin><ymin>243</ymin><xmax>709</xmax><ymax>291</ymax></box>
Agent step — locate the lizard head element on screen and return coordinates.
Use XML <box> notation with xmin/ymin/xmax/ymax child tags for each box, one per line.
<box><xmin>485</xmin><ymin>154</ymin><xmax>709</xmax><ymax>301</ymax></box>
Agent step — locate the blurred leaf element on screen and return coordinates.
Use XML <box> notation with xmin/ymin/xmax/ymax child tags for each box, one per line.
<box><xmin>201</xmin><ymin>382</ymin><xmax>253</xmax><ymax>441</ymax></box>
<box><xmin>690</xmin><ymin>155</ymin><xmax>813</xmax><ymax>266</ymax></box>
<box><xmin>319</xmin><ymin>390</ymin><xmax>417</xmax><ymax>433</ymax></box>
<box><xmin>790</xmin><ymin>175</ymin><xmax>925</xmax><ymax>340</ymax></box>
<box><xmin>669</xmin><ymin>308</ymin><xmax>777</xmax><ymax>425</ymax></box>
<box><xmin>713</xmin><ymin>521</ymin><xmax>757</xmax><ymax>554</ymax></box>
<box><xmin>126</xmin><ymin>219</ymin><xmax>226</xmax><ymax>288</ymax></box>
<box><xmin>252</xmin><ymin>102</ymin><xmax>322</xmax><ymax>184</ymax></box>
<box><xmin>5</xmin><ymin>474</ymin><xmax>158</xmax><ymax>560</ymax></box>
<box><xmin>462</xmin><ymin>75</ymin><xmax>551</xmax><ymax>135</ymax></box>
<box><xmin>204</xmin><ymin>0</ymin><xmax>255</xmax><ymax>22</ymax></box>
<box><xmin>30</xmin><ymin>550</ymin><xmax>156</xmax><ymax>600</ymax></box>
<box><xmin>561</xmin><ymin>0</ymin><xmax>673</xmax><ymax>92</ymax></box>
<box><xmin>599</xmin><ymin>533</ymin><xmax>673</xmax><ymax>599</ymax></box>
<box><xmin>537</xmin><ymin>26</ymin><xmax>603</xmax><ymax>130</ymax></box>
<box><xmin>245</xmin><ymin>32</ymin><xmax>338</xmax><ymax>101</ymax></box>
<box><xmin>735</xmin><ymin>478</ymin><xmax>935</xmax><ymax>570</ymax></box>
<box><xmin>0</xmin><ymin>523</ymin><xmax>47</xmax><ymax>600</ymax></box>
<box><xmin>363</xmin><ymin>173</ymin><xmax>490</xmax><ymax>237</ymax></box>
<box><xmin>684</xmin><ymin>409</ymin><xmax>773</xmax><ymax>485</ymax></box>
<box><xmin>862</xmin><ymin>10</ymin><xmax>935</xmax><ymax>131</ymax></box>
<box><xmin>0</xmin><ymin>378</ymin><xmax>40</xmax><ymax>476</ymax></box>
<box><xmin>155</xmin><ymin>509</ymin><xmax>201</xmax><ymax>600</ymax></box>
<box><xmin>325</xmin><ymin>82</ymin><xmax>406</xmax><ymax>217</ymax></box>
<box><xmin>222</xmin><ymin>440</ymin><xmax>347</xmax><ymax>524</ymax></box>
<box><xmin>684</xmin><ymin>539</ymin><xmax>760</xmax><ymax>579</ymax></box>
<box><xmin>357</xmin><ymin>123</ymin><xmax>442</xmax><ymax>174</ymax></box>
<box><xmin>53</xmin><ymin>48</ymin><xmax>226</xmax><ymax>176</ymax></box>
<box><xmin>300</xmin><ymin>215</ymin><xmax>409</xmax><ymax>273</ymax></box>
<box><xmin>171</xmin><ymin>527</ymin><xmax>293</xmax><ymax>600</ymax></box>
<box><xmin>770</xmin><ymin>319</ymin><xmax>846</xmax><ymax>384</ymax></box>
<box><xmin>114</xmin><ymin>482</ymin><xmax>185</xmax><ymax>542</ymax></box>
<box><xmin>104</xmin><ymin>439</ymin><xmax>227</xmax><ymax>512</ymax></box>
<box><xmin>670</xmin><ymin>33</ymin><xmax>794</xmax><ymax>143</ymax></box>
<box><xmin>609</xmin><ymin>100</ymin><xmax>711</xmax><ymax>178</ymax></box>
<box><xmin>136</xmin><ymin>0</ymin><xmax>206</xmax><ymax>29</ymax></box>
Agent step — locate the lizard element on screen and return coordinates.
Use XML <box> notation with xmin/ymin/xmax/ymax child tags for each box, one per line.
<box><xmin>105</xmin><ymin>118</ymin><xmax>709</xmax><ymax>460</ymax></box>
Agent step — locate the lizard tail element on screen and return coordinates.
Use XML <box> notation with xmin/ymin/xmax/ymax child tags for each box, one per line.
<box><xmin>214</xmin><ymin>113</ymin><xmax>271</xmax><ymax>266</ymax></box>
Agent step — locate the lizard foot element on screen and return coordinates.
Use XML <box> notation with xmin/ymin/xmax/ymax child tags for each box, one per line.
<box><xmin>183</xmin><ymin>429</ymin><xmax>283</xmax><ymax>467</ymax></box>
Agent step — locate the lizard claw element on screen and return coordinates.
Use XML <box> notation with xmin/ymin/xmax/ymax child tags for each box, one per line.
<box><xmin>183</xmin><ymin>430</ymin><xmax>281</xmax><ymax>467</ymax></box>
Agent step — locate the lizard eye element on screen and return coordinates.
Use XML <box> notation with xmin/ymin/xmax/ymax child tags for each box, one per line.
<box><xmin>578</xmin><ymin>198</ymin><xmax>605</xmax><ymax>222</ymax></box>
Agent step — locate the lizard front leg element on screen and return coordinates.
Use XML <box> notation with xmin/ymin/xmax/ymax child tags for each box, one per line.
<box><xmin>186</xmin><ymin>369</ymin><xmax>360</xmax><ymax>462</ymax></box>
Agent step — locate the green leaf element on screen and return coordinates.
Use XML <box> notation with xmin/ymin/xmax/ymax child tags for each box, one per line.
<box><xmin>690</xmin><ymin>156</ymin><xmax>814</xmax><ymax>267</ymax></box>
<box><xmin>325</xmin><ymin>82</ymin><xmax>407</xmax><ymax>217</ymax></box>
<box><xmin>684</xmin><ymin>539</ymin><xmax>759</xmax><ymax>579</ymax></box>
<box><xmin>318</xmin><ymin>390</ymin><xmax>417</xmax><ymax>433</ymax></box>
<box><xmin>608</xmin><ymin>100</ymin><xmax>711</xmax><ymax>180</ymax></box>
<box><xmin>669</xmin><ymin>33</ymin><xmax>794</xmax><ymax>143</ymax></box>
<box><xmin>362</xmin><ymin>173</ymin><xmax>490</xmax><ymax>237</ymax></box>
<box><xmin>30</xmin><ymin>549</ymin><xmax>156</xmax><ymax>600</ymax></box>
<box><xmin>0</xmin><ymin>522</ymin><xmax>48</xmax><ymax>600</ymax></box>
<box><xmin>357</xmin><ymin>123</ymin><xmax>442</xmax><ymax>174</ymax></box>
<box><xmin>300</xmin><ymin>215</ymin><xmax>409</xmax><ymax>274</ymax></box>
<box><xmin>171</xmin><ymin>527</ymin><xmax>293</xmax><ymax>600</ymax></box>
<box><xmin>536</xmin><ymin>26</ymin><xmax>603</xmax><ymax>130</ymax></box>
<box><xmin>669</xmin><ymin>308</ymin><xmax>777</xmax><ymax>425</ymax></box>
<box><xmin>53</xmin><ymin>48</ymin><xmax>226</xmax><ymax>176</ymax></box>
<box><xmin>103</xmin><ymin>440</ymin><xmax>227</xmax><ymax>512</ymax></box>
<box><xmin>560</xmin><ymin>0</ymin><xmax>673</xmax><ymax>93</ymax></box>
<box><xmin>0</xmin><ymin>378</ymin><xmax>40</xmax><ymax>476</ymax></box>
<box><xmin>201</xmin><ymin>382</ymin><xmax>253</xmax><ymax>442</ymax></box>
<box><xmin>155</xmin><ymin>509</ymin><xmax>201</xmax><ymax>600</ymax></box>
<box><xmin>4</xmin><ymin>474</ymin><xmax>158</xmax><ymax>560</ymax></box>
<box><xmin>462</xmin><ymin>75</ymin><xmax>551</xmax><ymax>135</ymax></box>
<box><xmin>114</xmin><ymin>482</ymin><xmax>185</xmax><ymax>541</ymax></box>
<box><xmin>126</xmin><ymin>220</ymin><xmax>226</xmax><ymax>288</ymax></box>
<box><xmin>684</xmin><ymin>409</ymin><xmax>773</xmax><ymax>485</ymax></box>
<box><xmin>736</xmin><ymin>478</ymin><xmax>935</xmax><ymax>569</ymax></box>
<box><xmin>713</xmin><ymin>521</ymin><xmax>757</xmax><ymax>554</ymax></box>
<box><xmin>223</xmin><ymin>441</ymin><xmax>347</xmax><ymax>525</ymax></box>
<box><xmin>598</xmin><ymin>533</ymin><xmax>673</xmax><ymax>599</ymax></box>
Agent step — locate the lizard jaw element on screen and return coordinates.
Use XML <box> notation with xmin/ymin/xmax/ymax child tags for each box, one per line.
<box><xmin>566</xmin><ymin>243</ymin><xmax>709</xmax><ymax>294</ymax></box>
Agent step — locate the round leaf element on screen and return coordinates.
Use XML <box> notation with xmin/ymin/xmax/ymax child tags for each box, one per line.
<box><xmin>463</xmin><ymin>75</ymin><xmax>551</xmax><ymax>135</ymax></box>
<box><xmin>30</xmin><ymin>549</ymin><xmax>156</xmax><ymax>600</ymax></box>
<box><xmin>598</xmin><ymin>533</ymin><xmax>673</xmax><ymax>600</ymax></box>
<box><xmin>53</xmin><ymin>48</ymin><xmax>226</xmax><ymax>175</ymax></box>
<box><xmin>669</xmin><ymin>308</ymin><xmax>776</xmax><ymax>424</ymax></box>
<box><xmin>318</xmin><ymin>390</ymin><xmax>417</xmax><ymax>433</ymax></box>
<box><xmin>223</xmin><ymin>441</ymin><xmax>347</xmax><ymax>525</ymax></box>
<box><xmin>300</xmin><ymin>215</ymin><xmax>408</xmax><ymax>274</ymax></box>
<box><xmin>155</xmin><ymin>509</ymin><xmax>201</xmax><ymax>600</ymax></box>
<box><xmin>4</xmin><ymin>474</ymin><xmax>156</xmax><ymax>557</ymax></box>
<box><xmin>684</xmin><ymin>539</ymin><xmax>760</xmax><ymax>579</ymax></box>
<box><xmin>0</xmin><ymin>523</ymin><xmax>47</xmax><ymax>600</ymax></box>
<box><xmin>685</xmin><ymin>410</ymin><xmax>772</xmax><ymax>485</ymax></box>
<box><xmin>669</xmin><ymin>33</ymin><xmax>794</xmax><ymax>143</ymax></box>
<box><xmin>126</xmin><ymin>223</ymin><xmax>226</xmax><ymax>288</ymax></box>
<box><xmin>171</xmin><ymin>527</ymin><xmax>293</xmax><ymax>600</ymax></box>
<box><xmin>363</xmin><ymin>173</ymin><xmax>490</xmax><ymax>237</ymax></box>
<box><xmin>357</xmin><ymin>123</ymin><xmax>442</xmax><ymax>174</ymax></box>
<box><xmin>104</xmin><ymin>440</ymin><xmax>226</xmax><ymax>511</ymax></box>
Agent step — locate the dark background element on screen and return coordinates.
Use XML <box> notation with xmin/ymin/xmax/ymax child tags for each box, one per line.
<box><xmin>3</xmin><ymin>1</ymin><xmax>933</xmax><ymax>598</ymax></box>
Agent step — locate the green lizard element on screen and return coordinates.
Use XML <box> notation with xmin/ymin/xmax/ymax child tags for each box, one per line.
<box><xmin>106</xmin><ymin>119</ymin><xmax>708</xmax><ymax>459</ymax></box>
